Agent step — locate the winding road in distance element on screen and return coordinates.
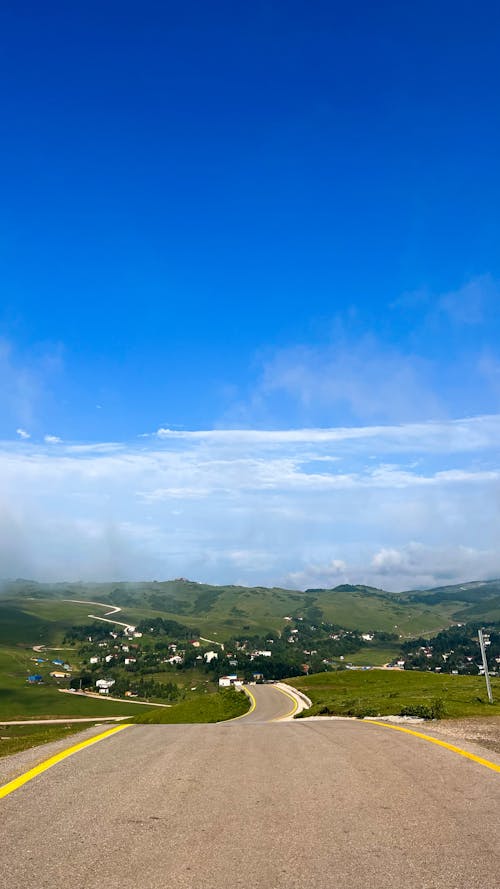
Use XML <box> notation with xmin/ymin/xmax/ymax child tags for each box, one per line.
<box><xmin>2</xmin><ymin>683</ymin><xmax>500</xmax><ymax>888</ymax></box>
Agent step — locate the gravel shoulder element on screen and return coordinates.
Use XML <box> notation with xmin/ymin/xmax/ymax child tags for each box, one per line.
<box><xmin>424</xmin><ymin>716</ymin><xmax>500</xmax><ymax>755</ymax></box>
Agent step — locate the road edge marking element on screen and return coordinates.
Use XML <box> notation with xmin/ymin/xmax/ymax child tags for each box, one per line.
<box><xmin>0</xmin><ymin>724</ymin><xmax>132</xmax><ymax>801</ymax></box>
<box><xmin>226</xmin><ymin>688</ymin><xmax>256</xmax><ymax>721</ymax></box>
<box><xmin>365</xmin><ymin>720</ymin><xmax>500</xmax><ymax>774</ymax></box>
<box><xmin>273</xmin><ymin>685</ymin><xmax>299</xmax><ymax>721</ymax></box>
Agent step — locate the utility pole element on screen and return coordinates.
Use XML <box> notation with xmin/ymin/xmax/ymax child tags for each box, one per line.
<box><xmin>478</xmin><ymin>629</ymin><xmax>493</xmax><ymax>704</ymax></box>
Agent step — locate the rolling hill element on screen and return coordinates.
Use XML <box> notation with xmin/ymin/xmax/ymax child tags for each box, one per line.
<box><xmin>4</xmin><ymin>576</ymin><xmax>500</xmax><ymax>640</ymax></box>
<box><xmin>0</xmin><ymin>578</ymin><xmax>459</xmax><ymax>639</ymax></box>
<box><xmin>2</xmin><ymin>577</ymin><xmax>500</xmax><ymax>720</ymax></box>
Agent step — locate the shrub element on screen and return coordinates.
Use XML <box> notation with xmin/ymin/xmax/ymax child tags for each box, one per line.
<box><xmin>400</xmin><ymin>697</ymin><xmax>446</xmax><ymax>720</ymax></box>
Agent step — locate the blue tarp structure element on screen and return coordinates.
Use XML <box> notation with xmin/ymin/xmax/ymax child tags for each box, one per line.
<box><xmin>28</xmin><ymin>674</ymin><xmax>43</xmax><ymax>683</ymax></box>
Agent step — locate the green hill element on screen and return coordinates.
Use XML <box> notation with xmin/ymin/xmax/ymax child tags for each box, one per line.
<box><xmin>402</xmin><ymin>579</ymin><xmax>500</xmax><ymax>622</ymax></box>
<box><xmin>289</xmin><ymin>670</ymin><xmax>500</xmax><ymax>719</ymax></box>
<box><xmin>3</xmin><ymin>577</ymin><xmax>500</xmax><ymax>722</ymax></box>
<box><xmin>0</xmin><ymin>578</ymin><xmax>460</xmax><ymax>638</ymax></box>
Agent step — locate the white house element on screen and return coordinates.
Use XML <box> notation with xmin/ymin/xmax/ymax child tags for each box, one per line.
<box><xmin>361</xmin><ymin>633</ymin><xmax>374</xmax><ymax>642</ymax></box>
<box><xmin>96</xmin><ymin>678</ymin><xmax>115</xmax><ymax>694</ymax></box>
<box><xmin>124</xmin><ymin>657</ymin><xmax>137</xmax><ymax>665</ymax></box>
<box><xmin>204</xmin><ymin>651</ymin><xmax>218</xmax><ymax>663</ymax></box>
<box><xmin>105</xmin><ymin>654</ymin><xmax>114</xmax><ymax>663</ymax></box>
<box><xmin>168</xmin><ymin>655</ymin><xmax>183</xmax><ymax>665</ymax></box>
<box><xmin>89</xmin><ymin>656</ymin><xmax>100</xmax><ymax>664</ymax></box>
<box><xmin>218</xmin><ymin>674</ymin><xmax>242</xmax><ymax>687</ymax></box>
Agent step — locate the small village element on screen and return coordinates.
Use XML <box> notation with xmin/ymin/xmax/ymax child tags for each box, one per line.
<box><xmin>399</xmin><ymin>624</ymin><xmax>500</xmax><ymax>675</ymax></box>
<box><xmin>24</xmin><ymin>614</ymin><xmax>398</xmax><ymax>701</ymax></box>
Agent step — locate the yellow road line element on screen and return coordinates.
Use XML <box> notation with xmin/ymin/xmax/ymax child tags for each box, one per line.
<box><xmin>227</xmin><ymin>688</ymin><xmax>256</xmax><ymax>721</ymax></box>
<box><xmin>0</xmin><ymin>724</ymin><xmax>132</xmax><ymax>801</ymax></box>
<box><xmin>273</xmin><ymin>685</ymin><xmax>298</xmax><ymax>721</ymax></box>
<box><xmin>366</xmin><ymin>720</ymin><xmax>500</xmax><ymax>774</ymax></box>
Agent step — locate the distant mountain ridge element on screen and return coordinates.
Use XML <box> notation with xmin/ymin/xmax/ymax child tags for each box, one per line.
<box><xmin>3</xmin><ymin>576</ymin><xmax>500</xmax><ymax>637</ymax></box>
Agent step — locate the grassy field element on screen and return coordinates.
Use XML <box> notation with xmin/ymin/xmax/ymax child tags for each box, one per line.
<box><xmin>338</xmin><ymin>646</ymin><xmax>399</xmax><ymax>667</ymax></box>
<box><xmin>141</xmin><ymin>668</ymin><xmax>218</xmax><ymax>694</ymax></box>
<box><xmin>288</xmin><ymin>670</ymin><xmax>500</xmax><ymax>719</ymax></box>
<box><xmin>0</xmin><ymin>647</ymin><xmax>159</xmax><ymax>720</ymax></box>
<box><xmin>0</xmin><ymin>600</ymin><xmax>110</xmax><ymax>647</ymax></box>
<box><xmin>0</xmin><ymin>723</ymin><xmax>98</xmax><ymax>758</ymax></box>
<box><xmin>132</xmin><ymin>688</ymin><xmax>250</xmax><ymax>724</ymax></box>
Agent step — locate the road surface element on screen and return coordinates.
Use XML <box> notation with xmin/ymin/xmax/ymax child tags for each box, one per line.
<box><xmin>2</xmin><ymin>684</ymin><xmax>500</xmax><ymax>888</ymax></box>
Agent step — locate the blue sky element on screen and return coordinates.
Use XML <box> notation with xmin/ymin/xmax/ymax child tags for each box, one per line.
<box><xmin>1</xmin><ymin>2</ymin><xmax>500</xmax><ymax>588</ymax></box>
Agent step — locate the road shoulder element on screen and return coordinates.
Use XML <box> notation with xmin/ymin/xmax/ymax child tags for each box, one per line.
<box><xmin>0</xmin><ymin>722</ymin><xmax>123</xmax><ymax>785</ymax></box>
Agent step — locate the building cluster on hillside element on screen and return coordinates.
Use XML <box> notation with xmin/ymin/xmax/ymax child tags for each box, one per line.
<box><xmin>57</xmin><ymin>611</ymin><xmax>400</xmax><ymax>698</ymax></box>
<box><xmin>399</xmin><ymin>625</ymin><xmax>500</xmax><ymax>675</ymax></box>
<box><xmin>28</xmin><ymin>657</ymin><xmax>73</xmax><ymax>685</ymax></box>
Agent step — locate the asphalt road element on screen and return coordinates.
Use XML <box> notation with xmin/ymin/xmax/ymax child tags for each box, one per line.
<box><xmin>2</xmin><ymin>684</ymin><xmax>500</xmax><ymax>889</ymax></box>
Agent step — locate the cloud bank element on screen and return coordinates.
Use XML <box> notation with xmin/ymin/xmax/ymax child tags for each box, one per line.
<box><xmin>2</xmin><ymin>413</ymin><xmax>500</xmax><ymax>590</ymax></box>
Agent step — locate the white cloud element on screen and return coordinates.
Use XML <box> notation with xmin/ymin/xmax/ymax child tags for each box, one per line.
<box><xmin>44</xmin><ymin>435</ymin><xmax>62</xmax><ymax>444</ymax></box>
<box><xmin>285</xmin><ymin>559</ymin><xmax>347</xmax><ymax>590</ymax></box>
<box><xmin>437</xmin><ymin>275</ymin><xmax>500</xmax><ymax>325</ymax></box>
<box><xmin>1</xmin><ymin>414</ymin><xmax>500</xmax><ymax>588</ymax></box>
<box><xmin>371</xmin><ymin>547</ymin><xmax>411</xmax><ymax>573</ymax></box>
<box><xmin>257</xmin><ymin>339</ymin><xmax>440</xmax><ymax>424</ymax></box>
<box><xmin>394</xmin><ymin>275</ymin><xmax>500</xmax><ymax>327</ymax></box>
<box><xmin>155</xmin><ymin>414</ymin><xmax>500</xmax><ymax>455</ymax></box>
<box><xmin>368</xmin><ymin>543</ymin><xmax>500</xmax><ymax>591</ymax></box>
<box><xmin>218</xmin><ymin>277</ymin><xmax>500</xmax><ymax>431</ymax></box>
<box><xmin>16</xmin><ymin>428</ymin><xmax>30</xmax><ymax>439</ymax></box>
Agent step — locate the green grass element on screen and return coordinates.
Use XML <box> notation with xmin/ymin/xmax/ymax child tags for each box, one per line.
<box><xmin>0</xmin><ymin>600</ymin><xmax>110</xmax><ymax>646</ymax></box>
<box><xmin>312</xmin><ymin>590</ymin><xmax>455</xmax><ymax>635</ymax></box>
<box><xmin>338</xmin><ymin>646</ymin><xmax>400</xmax><ymax>667</ymax></box>
<box><xmin>288</xmin><ymin>670</ymin><xmax>500</xmax><ymax>719</ymax></box>
<box><xmin>0</xmin><ymin>723</ymin><xmax>97</xmax><ymax>758</ymax></box>
<box><xmin>0</xmin><ymin>647</ymin><xmax>158</xmax><ymax>720</ymax></box>
<box><xmin>132</xmin><ymin>688</ymin><xmax>250</xmax><ymax>724</ymax></box>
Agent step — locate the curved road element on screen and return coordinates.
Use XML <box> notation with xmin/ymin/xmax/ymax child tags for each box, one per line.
<box><xmin>2</xmin><ymin>684</ymin><xmax>500</xmax><ymax>888</ymax></box>
<box><xmin>237</xmin><ymin>682</ymin><xmax>298</xmax><ymax>722</ymax></box>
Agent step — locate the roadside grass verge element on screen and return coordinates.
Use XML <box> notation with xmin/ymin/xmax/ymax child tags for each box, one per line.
<box><xmin>0</xmin><ymin>723</ymin><xmax>97</xmax><ymax>758</ymax></box>
<box><xmin>288</xmin><ymin>670</ymin><xmax>500</xmax><ymax>719</ymax></box>
<box><xmin>132</xmin><ymin>688</ymin><xmax>250</xmax><ymax>724</ymax></box>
